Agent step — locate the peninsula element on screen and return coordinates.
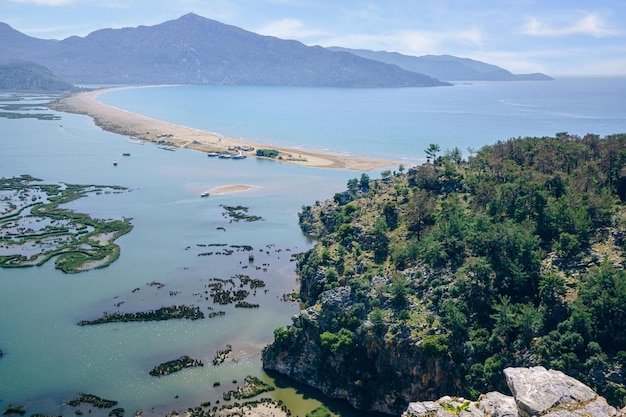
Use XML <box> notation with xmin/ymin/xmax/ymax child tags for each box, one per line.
<box><xmin>48</xmin><ymin>88</ymin><xmax>399</xmax><ymax>171</ymax></box>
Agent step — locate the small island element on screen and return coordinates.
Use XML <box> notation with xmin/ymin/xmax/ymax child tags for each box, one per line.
<box><xmin>0</xmin><ymin>175</ymin><xmax>133</xmax><ymax>273</ymax></box>
<box><xmin>77</xmin><ymin>305</ymin><xmax>204</xmax><ymax>326</ymax></box>
<box><xmin>149</xmin><ymin>355</ymin><xmax>204</xmax><ymax>377</ymax></box>
<box><xmin>66</xmin><ymin>393</ymin><xmax>118</xmax><ymax>409</ymax></box>
<box><xmin>221</xmin><ymin>376</ymin><xmax>275</xmax><ymax>401</ymax></box>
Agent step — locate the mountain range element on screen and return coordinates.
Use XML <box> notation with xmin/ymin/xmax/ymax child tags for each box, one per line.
<box><xmin>0</xmin><ymin>13</ymin><xmax>447</xmax><ymax>88</ymax></box>
<box><xmin>328</xmin><ymin>47</ymin><xmax>553</xmax><ymax>81</ymax></box>
<box><xmin>0</xmin><ymin>13</ymin><xmax>551</xmax><ymax>89</ymax></box>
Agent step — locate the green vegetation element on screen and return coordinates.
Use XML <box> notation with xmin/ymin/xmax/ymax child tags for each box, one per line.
<box><xmin>255</xmin><ymin>149</ymin><xmax>279</xmax><ymax>158</ymax></box>
<box><xmin>306</xmin><ymin>405</ymin><xmax>332</xmax><ymax>417</ymax></box>
<box><xmin>206</xmin><ymin>274</ymin><xmax>265</xmax><ymax>306</ymax></box>
<box><xmin>149</xmin><ymin>355</ymin><xmax>204</xmax><ymax>377</ymax></box>
<box><xmin>77</xmin><ymin>305</ymin><xmax>204</xmax><ymax>325</ymax></box>
<box><xmin>108</xmin><ymin>408</ymin><xmax>124</xmax><ymax>417</ymax></box>
<box><xmin>220</xmin><ymin>205</ymin><xmax>264</xmax><ymax>222</ymax></box>
<box><xmin>212</xmin><ymin>344</ymin><xmax>232</xmax><ymax>366</ymax></box>
<box><xmin>264</xmin><ymin>133</ymin><xmax>626</xmax><ymax>412</ymax></box>
<box><xmin>66</xmin><ymin>393</ymin><xmax>118</xmax><ymax>408</ymax></box>
<box><xmin>221</xmin><ymin>376</ymin><xmax>275</xmax><ymax>401</ymax></box>
<box><xmin>0</xmin><ymin>111</ymin><xmax>60</xmax><ymax>121</ymax></box>
<box><xmin>2</xmin><ymin>405</ymin><xmax>26</xmax><ymax>416</ymax></box>
<box><xmin>0</xmin><ymin>175</ymin><xmax>132</xmax><ymax>273</ymax></box>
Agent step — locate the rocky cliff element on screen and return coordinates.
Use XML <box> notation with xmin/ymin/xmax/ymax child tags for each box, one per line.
<box><xmin>403</xmin><ymin>366</ymin><xmax>626</xmax><ymax>417</ymax></box>
<box><xmin>262</xmin><ymin>134</ymin><xmax>626</xmax><ymax>415</ymax></box>
<box><xmin>262</xmin><ymin>285</ymin><xmax>461</xmax><ymax>414</ymax></box>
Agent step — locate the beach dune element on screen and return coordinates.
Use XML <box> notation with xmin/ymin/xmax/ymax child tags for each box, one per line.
<box><xmin>49</xmin><ymin>88</ymin><xmax>399</xmax><ymax>171</ymax></box>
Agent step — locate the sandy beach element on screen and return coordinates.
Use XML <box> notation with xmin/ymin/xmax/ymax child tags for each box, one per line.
<box><xmin>48</xmin><ymin>87</ymin><xmax>399</xmax><ymax>171</ymax></box>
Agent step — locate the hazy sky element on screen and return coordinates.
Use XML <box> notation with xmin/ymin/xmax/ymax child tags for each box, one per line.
<box><xmin>2</xmin><ymin>0</ymin><xmax>625</xmax><ymax>76</ymax></box>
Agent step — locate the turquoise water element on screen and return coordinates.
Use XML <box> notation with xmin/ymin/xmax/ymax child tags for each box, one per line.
<box><xmin>98</xmin><ymin>78</ymin><xmax>626</xmax><ymax>166</ymax></box>
<box><xmin>1</xmin><ymin>79</ymin><xmax>625</xmax><ymax>416</ymax></box>
<box><xmin>0</xmin><ymin>94</ymin><xmax>359</xmax><ymax>416</ymax></box>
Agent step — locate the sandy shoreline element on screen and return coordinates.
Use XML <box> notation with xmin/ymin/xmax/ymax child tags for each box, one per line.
<box><xmin>48</xmin><ymin>87</ymin><xmax>399</xmax><ymax>171</ymax></box>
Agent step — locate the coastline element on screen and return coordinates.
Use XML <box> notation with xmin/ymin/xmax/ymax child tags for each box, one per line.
<box><xmin>48</xmin><ymin>87</ymin><xmax>399</xmax><ymax>171</ymax></box>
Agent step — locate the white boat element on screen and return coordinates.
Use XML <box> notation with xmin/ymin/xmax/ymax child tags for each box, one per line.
<box><xmin>201</xmin><ymin>192</ymin><xmax>210</xmax><ymax>197</ymax></box>
<box><xmin>231</xmin><ymin>154</ymin><xmax>247</xmax><ymax>159</ymax></box>
<box><xmin>207</xmin><ymin>152</ymin><xmax>220</xmax><ymax>157</ymax></box>
<box><xmin>218</xmin><ymin>154</ymin><xmax>232</xmax><ymax>159</ymax></box>
<box><xmin>113</xmin><ymin>160</ymin><xmax>118</xmax><ymax>166</ymax></box>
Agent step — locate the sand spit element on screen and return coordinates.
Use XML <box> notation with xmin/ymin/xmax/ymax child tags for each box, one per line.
<box><xmin>49</xmin><ymin>87</ymin><xmax>399</xmax><ymax>171</ymax></box>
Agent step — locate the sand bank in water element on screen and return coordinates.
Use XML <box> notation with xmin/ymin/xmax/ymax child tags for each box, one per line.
<box><xmin>208</xmin><ymin>184</ymin><xmax>255</xmax><ymax>195</ymax></box>
<box><xmin>49</xmin><ymin>88</ymin><xmax>399</xmax><ymax>171</ymax></box>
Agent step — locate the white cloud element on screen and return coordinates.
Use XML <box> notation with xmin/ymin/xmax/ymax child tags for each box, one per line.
<box><xmin>256</xmin><ymin>18</ymin><xmax>326</xmax><ymax>39</ymax></box>
<box><xmin>9</xmin><ymin>0</ymin><xmax>74</xmax><ymax>5</ymax></box>
<box><xmin>522</xmin><ymin>13</ymin><xmax>619</xmax><ymax>38</ymax></box>
<box><xmin>317</xmin><ymin>28</ymin><xmax>484</xmax><ymax>56</ymax></box>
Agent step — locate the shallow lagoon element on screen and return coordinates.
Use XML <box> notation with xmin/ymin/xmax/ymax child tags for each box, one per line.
<box><xmin>0</xmin><ymin>94</ymin><xmax>365</xmax><ymax>416</ymax></box>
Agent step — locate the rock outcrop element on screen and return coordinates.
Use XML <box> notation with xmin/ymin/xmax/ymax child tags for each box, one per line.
<box><xmin>403</xmin><ymin>367</ymin><xmax>625</xmax><ymax>417</ymax></box>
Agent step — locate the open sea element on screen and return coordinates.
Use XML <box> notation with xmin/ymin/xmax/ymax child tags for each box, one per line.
<box><xmin>1</xmin><ymin>78</ymin><xmax>625</xmax><ymax>417</ymax></box>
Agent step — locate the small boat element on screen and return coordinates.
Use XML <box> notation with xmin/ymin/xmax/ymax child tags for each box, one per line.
<box><xmin>113</xmin><ymin>160</ymin><xmax>118</xmax><ymax>166</ymax></box>
<box><xmin>122</xmin><ymin>153</ymin><xmax>131</xmax><ymax>156</ymax></box>
<box><xmin>207</xmin><ymin>152</ymin><xmax>220</xmax><ymax>157</ymax></box>
<box><xmin>231</xmin><ymin>154</ymin><xmax>247</xmax><ymax>160</ymax></box>
<box><xmin>218</xmin><ymin>154</ymin><xmax>232</xmax><ymax>159</ymax></box>
<box><xmin>201</xmin><ymin>192</ymin><xmax>210</xmax><ymax>197</ymax></box>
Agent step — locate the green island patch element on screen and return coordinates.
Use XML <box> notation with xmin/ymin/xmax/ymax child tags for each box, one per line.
<box><xmin>66</xmin><ymin>393</ymin><xmax>118</xmax><ymax>409</ymax></box>
<box><xmin>149</xmin><ymin>355</ymin><xmax>204</xmax><ymax>377</ymax></box>
<box><xmin>0</xmin><ymin>102</ymin><xmax>61</xmax><ymax>121</ymax></box>
<box><xmin>2</xmin><ymin>405</ymin><xmax>26</xmax><ymax>416</ymax></box>
<box><xmin>77</xmin><ymin>305</ymin><xmax>204</xmax><ymax>326</ymax></box>
<box><xmin>221</xmin><ymin>375</ymin><xmax>275</xmax><ymax>401</ymax></box>
<box><xmin>0</xmin><ymin>175</ymin><xmax>133</xmax><ymax>273</ymax></box>
<box><xmin>220</xmin><ymin>205</ymin><xmax>263</xmax><ymax>222</ymax></box>
<box><xmin>212</xmin><ymin>344</ymin><xmax>232</xmax><ymax>366</ymax></box>
<box><xmin>206</xmin><ymin>274</ymin><xmax>266</xmax><ymax>306</ymax></box>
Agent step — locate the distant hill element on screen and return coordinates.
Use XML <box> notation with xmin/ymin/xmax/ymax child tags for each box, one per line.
<box><xmin>0</xmin><ymin>60</ymin><xmax>78</xmax><ymax>91</ymax></box>
<box><xmin>329</xmin><ymin>47</ymin><xmax>553</xmax><ymax>81</ymax></box>
<box><xmin>0</xmin><ymin>14</ymin><xmax>449</xmax><ymax>88</ymax></box>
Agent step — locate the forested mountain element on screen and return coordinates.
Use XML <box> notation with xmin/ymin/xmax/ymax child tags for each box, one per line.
<box><xmin>262</xmin><ymin>133</ymin><xmax>626</xmax><ymax>414</ymax></box>
<box><xmin>328</xmin><ymin>47</ymin><xmax>553</xmax><ymax>81</ymax></box>
<box><xmin>0</xmin><ymin>14</ymin><xmax>449</xmax><ymax>88</ymax></box>
<box><xmin>0</xmin><ymin>60</ymin><xmax>77</xmax><ymax>91</ymax></box>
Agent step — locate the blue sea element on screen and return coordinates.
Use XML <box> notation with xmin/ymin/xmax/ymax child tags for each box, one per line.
<box><xmin>98</xmin><ymin>78</ymin><xmax>626</xmax><ymax>166</ymax></box>
<box><xmin>0</xmin><ymin>78</ymin><xmax>625</xmax><ymax>417</ymax></box>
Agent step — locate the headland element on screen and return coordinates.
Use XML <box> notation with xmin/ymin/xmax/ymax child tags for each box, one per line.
<box><xmin>48</xmin><ymin>87</ymin><xmax>399</xmax><ymax>171</ymax></box>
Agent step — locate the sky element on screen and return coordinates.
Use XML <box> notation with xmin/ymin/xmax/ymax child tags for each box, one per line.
<box><xmin>2</xmin><ymin>0</ymin><xmax>625</xmax><ymax>77</ymax></box>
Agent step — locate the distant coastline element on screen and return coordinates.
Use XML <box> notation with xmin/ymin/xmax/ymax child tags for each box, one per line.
<box><xmin>48</xmin><ymin>87</ymin><xmax>399</xmax><ymax>171</ymax></box>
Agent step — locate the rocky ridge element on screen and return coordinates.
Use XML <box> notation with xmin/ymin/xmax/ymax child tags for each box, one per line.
<box><xmin>403</xmin><ymin>366</ymin><xmax>625</xmax><ymax>417</ymax></box>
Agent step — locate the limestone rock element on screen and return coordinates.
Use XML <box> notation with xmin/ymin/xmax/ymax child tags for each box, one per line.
<box><xmin>504</xmin><ymin>367</ymin><xmax>597</xmax><ymax>417</ymax></box>
<box><xmin>403</xmin><ymin>367</ymin><xmax>623</xmax><ymax>417</ymax></box>
<box><xmin>478</xmin><ymin>392</ymin><xmax>518</xmax><ymax>417</ymax></box>
<box><xmin>402</xmin><ymin>397</ymin><xmax>482</xmax><ymax>417</ymax></box>
<box><xmin>403</xmin><ymin>401</ymin><xmax>439</xmax><ymax>417</ymax></box>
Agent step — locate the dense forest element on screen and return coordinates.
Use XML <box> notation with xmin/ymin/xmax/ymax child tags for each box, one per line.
<box><xmin>262</xmin><ymin>133</ymin><xmax>626</xmax><ymax>414</ymax></box>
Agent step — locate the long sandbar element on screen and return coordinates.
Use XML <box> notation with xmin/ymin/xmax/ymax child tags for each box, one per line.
<box><xmin>48</xmin><ymin>87</ymin><xmax>399</xmax><ymax>171</ymax></box>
